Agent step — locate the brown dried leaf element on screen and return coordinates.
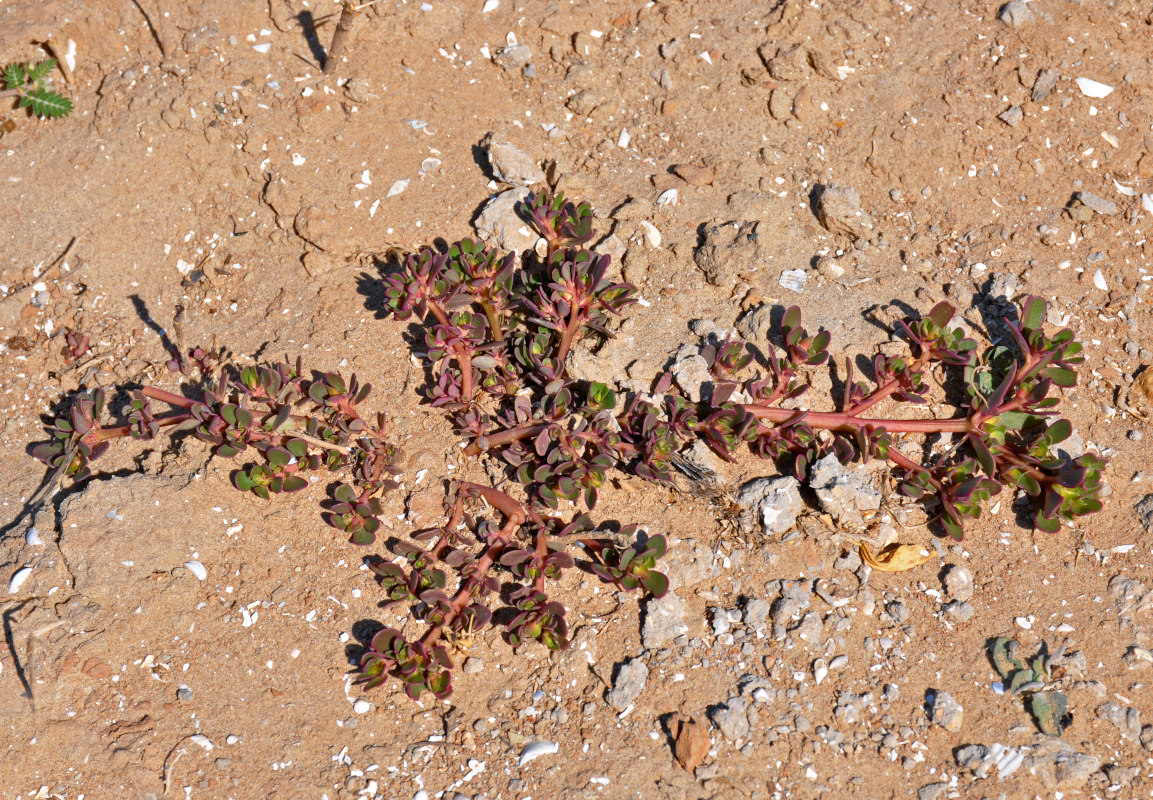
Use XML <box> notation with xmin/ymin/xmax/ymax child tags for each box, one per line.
<box><xmin>859</xmin><ymin>542</ymin><xmax>936</xmax><ymax>572</ymax></box>
<box><xmin>671</xmin><ymin>714</ymin><xmax>710</xmax><ymax>771</ymax></box>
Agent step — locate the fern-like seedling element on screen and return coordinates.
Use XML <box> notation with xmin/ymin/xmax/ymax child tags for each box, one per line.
<box><xmin>2</xmin><ymin>59</ymin><xmax>73</xmax><ymax>119</ymax></box>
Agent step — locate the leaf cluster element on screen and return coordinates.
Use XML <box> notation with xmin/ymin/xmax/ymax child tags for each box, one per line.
<box><xmin>3</xmin><ymin>59</ymin><xmax>73</xmax><ymax>118</ymax></box>
<box><xmin>990</xmin><ymin>637</ymin><xmax>1072</xmax><ymax>736</ymax></box>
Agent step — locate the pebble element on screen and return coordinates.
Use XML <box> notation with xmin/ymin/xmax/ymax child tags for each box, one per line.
<box><xmin>737</xmin><ymin>476</ymin><xmax>803</xmax><ymax>535</ymax></box>
<box><xmin>1075</xmin><ymin>191</ymin><xmax>1118</xmax><ymax>216</ymax></box>
<box><xmin>642</xmin><ymin>591</ymin><xmax>688</xmax><ymax>648</ymax></box>
<box><xmin>1136</xmin><ymin>495</ymin><xmax>1153</xmax><ymax>532</ymax></box>
<box><xmin>353</xmin><ymin>699</ymin><xmax>372</xmax><ymax>714</ymax></box>
<box><xmin>1032</xmin><ymin>69</ymin><xmax>1059</xmax><ymax>101</ymax></box>
<box><xmin>928</xmin><ymin>690</ymin><xmax>964</xmax><ymax>732</ymax></box>
<box><xmin>474</xmin><ymin>188</ymin><xmax>534</xmax><ymax>251</ymax></box>
<box><xmin>941</xmin><ymin>601</ymin><xmax>974</xmax><ymax>623</ymax></box>
<box><xmin>225</xmin><ymin>734</ymin><xmax>240</xmax><ymax>745</ymax></box>
<box><xmin>807</xmin><ymin>454</ymin><xmax>881</xmax><ymax>529</ymax></box>
<box><xmin>177</xmin><ymin>684</ymin><xmax>194</xmax><ymax>701</ymax></box>
<box><xmin>942</xmin><ymin>564</ymin><xmax>974</xmax><ymax>601</ymax></box>
<box><xmin>710</xmin><ymin>696</ymin><xmax>750</xmax><ymax>741</ymax></box>
<box><xmin>814</xmin><ymin>183</ymin><xmax>875</xmax><ymax>241</ymax></box>
<box><xmin>486</xmin><ymin>140</ymin><xmax>544</xmax><ymax>186</ymax></box>
<box><xmin>672</xmin><ymin>163</ymin><xmax>715</xmax><ymax>186</ymax></box>
<box><xmin>463</xmin><ymin>657</ymin><xmax>485</xmax><ymax>674</ymax></box>
<box><xmin>493</xmin><ymin>44</ymin><xmax>531</xmax><ymax>71</ymax></box>
<box><xmin>606</xmin><ymin>658</ymin><xmax>649</xmax><ymax>711</ymax></box>
<box><xmin>743</xmin><ymin>598</ymin><xmax>771</xmax><ymax>631</ymax></box>
<box><xmin>998</xmin><ymin>0</ymin><xmax>1034</xmax><ymax>26</ymax></box>
<box><xmin>998</xmin><ymin>105</ymin><xmax>1023</xmax><ymax>127</ymax></box>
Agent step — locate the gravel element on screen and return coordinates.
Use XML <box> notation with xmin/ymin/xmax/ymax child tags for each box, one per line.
<box><xmin>998</xmin><ymin>0</ymin><xmax>1034</xmax><ymax>26</ymax></box>
<box><xmin>473</xmin><ymin>188</ymin><xmax>534</xmax><ymax>251</ymax></box>
<box><xmin>1136</xmin><ymin>494</ymin><xmax>1153</xmax><ymax>532</ymax></box>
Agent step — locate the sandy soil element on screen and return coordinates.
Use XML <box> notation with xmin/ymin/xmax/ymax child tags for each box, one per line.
<box><xmin>2</xmin><ymin>0</ymin><xmax>1153</xmax><ymax>798</ymax></box>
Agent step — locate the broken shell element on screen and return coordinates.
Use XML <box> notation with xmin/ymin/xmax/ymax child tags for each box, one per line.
<box><xmin>184</xmin><ymin>560</ymin><xmax>207</xmax><ymax>581</ymax></box>
<box><xmin>813</xmin><ymin>658</ymin><xmax>829</xmax><ymax>685</ymax></box>
<box><xmin>639</xmin><ymin>220</ymin><xmax>662</xmax><ymax>248</ymax></box>
<box><xmin>656</xmin><ymin>188</ymin><xmax>679</xmax><ymax>207</ymax></box>
<box><xmin>1075</xmin><ymin>77</ymin><xmax>1113</xmax><ymax>98</ymax></box>
<box><xmin>8</xmin><ymin>566</ymin><xmax>33</xmax><ymax>594</ymax></box>
<box><xmin>518</xmin><ymin>739</ymin><xmax>559</xmax><ymax>766</ymax></box>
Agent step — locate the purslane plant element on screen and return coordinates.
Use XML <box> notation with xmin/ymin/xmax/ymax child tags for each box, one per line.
<box><xmin>31</xmin><ymin>189</ymin><xmax>1105</xmax><ymax>702</ymax></box>
<box><xmin>384</xmin><ymin>191</ymin><xmax>1105</xmax><ymax>541</ymax></box>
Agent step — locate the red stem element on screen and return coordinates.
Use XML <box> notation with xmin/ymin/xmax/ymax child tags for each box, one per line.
<box><xmin>428</xmin><ymin>301</ymin><xmax>475</xmax><ymax>404</ymax></box>
<box><xmin>420</xmin><ymin>484</ymin><xmax>527</xmax><ymax>650</ymax></box>
<box><xmin>743</xmin><ymin>404</ymin><xmax>975</xmax><ymax>434</ymax></box>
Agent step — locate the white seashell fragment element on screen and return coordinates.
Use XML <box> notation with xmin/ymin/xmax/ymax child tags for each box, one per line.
<box><xmin>353</xmin><ymin>699</ymin><xmax>372</xmax><ymax>714</ymax></box>
<box><xmin>1114</xmin><ymin>179</ymin><xmax>1137</xmax><ymax>196</ymax></box>
<box><xmin>190</xmin><ymin>734</ymin><xmax>214</xmax><ymax>751</ymax></box>
<box><xmin>813</xmin><ymin>658</ymin><xmax>828</xmax><ymax>685</ymax></box>
<box><xmin>482</xmin><ymin>0</ymin><xmax>499</xmax><ymax>11</ymax></box>
<box><xmin>184</xmin><ymin>560</ymin><xmax>207</xmax><ymax>581</ymax></box>
<box><xmin>241</xmin><ymin>607</ymin><xmax>254</xmax><ymax>627</ymax></box>
<box><xmin>387</xmin><ymin>179</ymin><xmax>410</xmax><ymax>197</ymax></box>
<box><xmin>1143</xmin><ymin>194</ymin><xmax>1153</xmax><ymax>214</ymax></box>
<box><xmin>518</xmin><ymin>740</ymin><xmax>559</xmax><ymax>766</ymax></box>
<box><xmin>1093</xmin><ymin>269</ymin><xmax>1108</xmax><ymax>291</ymax></box>
<box><xmin>990</xmin><ymin>743</ymin><xmax>1024</xmax><ymax>779</ymax></box>
<box><xmin>252</xmin><ymin>42</ymin><xmax>272</xmax><ymax>54</ymax></box>
<box><xmin>656</xmin><ymin>188</ymin><xmax>679</xmax><ymax>207</ymax></box>
<box><xmin>26</xmin><ymin>528</ymin><xmax>43</xmax><ymax>546</ymax></box>
<box><xmin>8</xmin><ymin>566</ymin><xmax>33</xmax><ymax>594</ymax></box>
<box><xmin>639</xmin><ymin>220</ymin><xmax>662</xmax><ymax>248</ymax></box>
<box><xmin>779</xmin><ymin>269</ymin><xmax>807</xmax><ymax>293</ymax></box>
<box><xmin>1015</xmin><ymin>616</ymin><xmax>1033</xmax><ymax>630</ymax></box>
<box><xmin>617</xmin><ymin>128</ymin><xmax>630</xmax><ymax>149</ymax></box>
<box><xmin>1075</xmin><ymin>77</ymin><xmax>1113</xmax><ymax>98</ymax></box>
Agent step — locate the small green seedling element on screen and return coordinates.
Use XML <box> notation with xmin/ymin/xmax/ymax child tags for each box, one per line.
<box><xmin>2</xmin><ymin>59</ymin><xmax>73</xmax><ymax>118</ymax></box>
<box><xmin>991</xmin><ymin>636</ymin><xmax>1072</xmax><ymax>736</ymax></box>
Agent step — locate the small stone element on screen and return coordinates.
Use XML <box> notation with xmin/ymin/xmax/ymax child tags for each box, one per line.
<box><xmin>1032</xmin><ymin>68</ymin><xmax>1059</xmax><ymax>102</ymax></box>
<box><xmin>710</xmin><ymin>696</ymin><xmax>750</xmax><ymax>741</ymax></box>
<box><xmin>1135</xmin><ymin>494</ymin><xmax>1153</xmax><ymax>533</ymax></box>
<box><xmin>771</xmin><ymin>580</ymin><xmax>811</xmax><ymax>624</ymax></box>
<box><xmin>954</xmin><ymin>744</ymin><xmax>990</xmax><ymax>769</ymax></box>
<box><xmin>177</xmin><ymin>684</ymin><xmax>194</xmax><ymax>701</ymax></box>
<box><xmin>743</xmin><ymin>598</ymin><xmax>771</xmax><ymax>631</ymax></box>
<box><xmin>693</xmin><ymin>221</ymin><xmax>761</xmax><ymax>287</ymax></box>
<box><xmin>807</xmin><ymin>454</ymin><xmax>881</xmax><ymax>528</ymax></box>
<box><xmin>1074</xmin><ymin>191</ymin><xmax>1118</xmax><ymax>216</ymax></box>
<box><xmin>672</xmin><ymin>163</ymin><xmax>715</xmax><ymax>186</ymax></box>
<box><xmin>768</xmin><ymin>87</ymin><xmax>793</xmax><ymax>120</ymax></box>
<box><xmin>941</xmin><ymin>601</ymin><xmax>974</xmax><ymax>624</ymax></box>
<box><xmin>998</xmin><ymin>105</ymin><xmax>1023</xmax><ymax>127</ymax></box>
<box><xmin>998</xmin><ymin>0</ymin><xmax>1034</xmax><ymax>26</ymax></box>
<box><xmin>642</xmin><ymin>591</ymin><xmax>689</xmax><ymax>649</ymax></box>
<box><xmin>672</xmin><ymin>347</ymin><xmax>712</xmax><ymax>402</ymax></box>
<box><xmin>735</xmin><ymin>304</ymin><xmax>773</xmax><ymax>343</ymax></box>
<box><xmin>917</xmin><ymin>783</ymin><xmax>948</xmax><ymax>800</ymax></box>
<box><xmin>814</xmin><ymin>183</ymin><xmax>875</xmax><ymax>241</ymax></box>
<box><xmin>566</xmin><ymin>89</ymin><xmax>599</xmax><ymax>116</ymax></box>
<box><xmin>486</xmin><ymin>140</ymin><xmax>545</xmax><ymax>186</ymax></box>
<box><xmin>606</xmin><ymin>657</ymin><xmax>649</xmax><ymax>711</ymax></box>
<box><xmin>474</xmin><ymin>188</ymin><xmax>534</xmax><ymax>252</ymax></box>
<box><xmin>493</xmin><ymin>44</ymin><xmax>531</xmax><ymax>71</ymax></box>
<box><xmin>463</xmin><ymin>657</ymin><xmax>485</xmax><ymax>674</ymax></box>
<box><xmin>928</xmin><ymin>690</ymin><xmax>964</xmax><ymax>732</ymax></box>
<box><xmin>710</xmin><ymin>607</ymin><xmax>731</xmax><ymax>636</ymax></box>
<box><xmin>737</xmin><ymin>476</ymin><xmax>803</xmax><ymax>535</ymax></box>
<box><xmin>942</xmin><ymin>564</ymin><xmax>974</xmax><ymax>601</ymax></box>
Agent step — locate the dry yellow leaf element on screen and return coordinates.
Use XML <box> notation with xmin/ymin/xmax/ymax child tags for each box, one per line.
<box><xmin>859</xmin><ymin>542</ymin><xmax>936</xmax><ymax>572</ymax></box>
